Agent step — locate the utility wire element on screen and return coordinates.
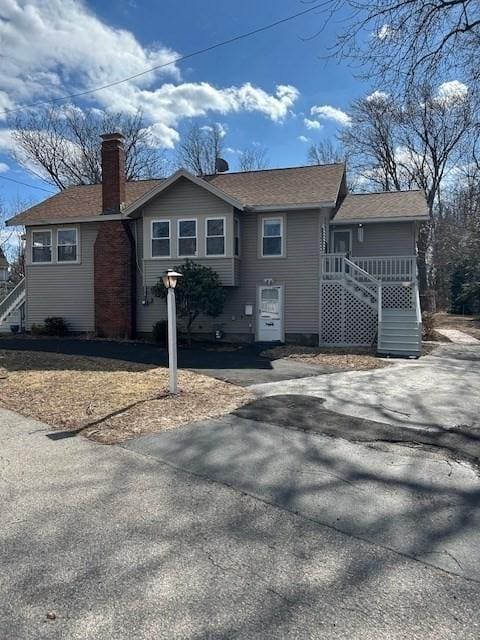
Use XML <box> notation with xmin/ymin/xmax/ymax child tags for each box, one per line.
<box><xmin>0</xmin><ymin>174</ymin><xmax>55</xmax><ymax>193</ymax></box>
<box><xmin>0</xmin><ymin>2</ymin><xmax>327</xmax><ymax>117</ymax></box>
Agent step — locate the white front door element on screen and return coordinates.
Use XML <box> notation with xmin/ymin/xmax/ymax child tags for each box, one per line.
<box><xmin>257</xmin><ymin>285</ymin><xmax>282</xmax><ymax>342</ymax></box>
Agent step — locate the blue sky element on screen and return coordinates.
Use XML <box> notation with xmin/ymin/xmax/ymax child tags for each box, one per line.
<box><xmin>0</xmin><ymin>0</ymin><xmax>372</xmax><ymax>209</ymax></box>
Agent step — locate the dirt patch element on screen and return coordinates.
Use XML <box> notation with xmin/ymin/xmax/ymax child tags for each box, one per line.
<box><xmin>434</xmin><ymin>312</ymin><xmax>480</xmax><ymax>341</ymax></box>
<box><xmin>260</xmin><ymin>345</ymin><xmax>391</xmax><ymax>370</ymax></box>
<box><xmin>0</xmin><ymin>350</ymin><xmax>251</xmax><ymax>444</ymax></box>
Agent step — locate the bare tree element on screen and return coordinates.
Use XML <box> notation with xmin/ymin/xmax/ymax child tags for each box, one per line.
<box><xmin>317</xmin><ymin>0</ymin><xmax>480</xmax><ymax>89</ymax></box>
<box><xmin>307</xmin><ymin>139</ymin><xmax>345</xmax><ymax>166</ymax></box>
<box><xmin>177</xmin><ymin>123</ymin><xmax>225</xmax><ymax>176</ymax></box>
<box><xmin>11</xmin><ymin>106</ymin><xmax>166</xmax><ymax>190</ymax></box>
<box><xmin>238</xmin><ymin>146</ymin><xmax>269</xmax><ymax>171</ymax></box>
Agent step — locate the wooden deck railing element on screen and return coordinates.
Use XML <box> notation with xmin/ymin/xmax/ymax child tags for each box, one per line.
<box><xmin>321</xmin><ymin>254</ymin><xmax>417</xmax><ymax>282</ymax></box>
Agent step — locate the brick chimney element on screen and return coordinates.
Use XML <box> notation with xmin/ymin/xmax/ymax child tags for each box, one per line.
<box><xmin>94</xmin><ymin>133</ymin><xmax>134</xmax><ymax>338</ymax></box>
<box><xmin>101</xmin><ymin>132</ymin><xmax>126</xmax><ymax>213</ymax></box>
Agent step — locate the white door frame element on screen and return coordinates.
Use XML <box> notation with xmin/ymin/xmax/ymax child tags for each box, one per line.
<box><xmin>256</xmin><ymin>284</ymin><xmax>284</xmax><ymax>342</ymax></box>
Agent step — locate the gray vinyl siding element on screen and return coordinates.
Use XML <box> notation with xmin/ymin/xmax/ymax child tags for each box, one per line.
<box><xmin>331</xmin><ymin>221</ymin><xmax>416</xmax><ymax>256</ymax></box>
<box><xmin>140</xmin><ymin>177</ymin><xmax>236</xmax><ymax>288</ymax></box>
<box><xmin>25</xmin><ymin>223</ymin><xmax>97</xmax><ymax>331</ymax></box>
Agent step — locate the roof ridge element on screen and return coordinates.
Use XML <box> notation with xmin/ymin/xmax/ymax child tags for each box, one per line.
<box><xmin>349</xmin><ymin>189</ymin><xmax>423</xmax><ymax>196</ymax></box>
<box><xmin>204</xmin><ymin>162</ymin><xmax>345</xmax><ymax>177</ymax></box>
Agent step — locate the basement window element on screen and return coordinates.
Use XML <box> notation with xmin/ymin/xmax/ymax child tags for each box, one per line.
<box><xmin>57</xmin><ymin>228</ymin><xmax>78</xmax><ymax>263</ymax></box>
<box><xmin>32</xmin><ymin>230</ymin><xmax>52</xmax><ymax>263</ymax></box>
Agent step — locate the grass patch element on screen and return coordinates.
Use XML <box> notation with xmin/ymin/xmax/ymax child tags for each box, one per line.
<box><xmin>434</xmin><ymin>312</ymin><xmax>480</xmax><ymax>341</ymax></box>
<box><xmin>0</xmin><ymin>350</ymin><xmax>252</xmax><ymax>444</ymax></box>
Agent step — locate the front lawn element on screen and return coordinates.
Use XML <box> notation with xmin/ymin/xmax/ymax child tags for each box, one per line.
<box><xmin>0</xmin><ymin>350</ymin><xmax>251</xmax><ymax>444</ymax></box>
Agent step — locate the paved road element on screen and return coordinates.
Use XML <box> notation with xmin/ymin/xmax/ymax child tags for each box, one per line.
<box><xmin>2</xmin><ymin>407</ymin><xmax>480</xmax><ymax>639</ymax></box>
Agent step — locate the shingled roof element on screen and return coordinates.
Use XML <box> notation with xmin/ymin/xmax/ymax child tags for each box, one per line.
<box><xmin>333</xmin><ymin>190</ymin><xmax>429</xmax><ymax>223</ymax></box>
<box><xmin>8</xmin><ymin>164</ymin><xmax>345</xmax><ymax>226</ymax></box>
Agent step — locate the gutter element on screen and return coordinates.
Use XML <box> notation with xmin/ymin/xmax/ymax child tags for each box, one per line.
<box><xmin>246</xmin><ymin>201</ymin><xmax>335</xmax><ymax>212</ymax></box>
<box><xmin>331</xmin><ymin>215</ymin><xmax>430</xmax><ymax>225</ymax></box>
<box><xmin>6</xmin><ymin>213</ymin><xmax>126</xmax><ymax>227</ymax></box>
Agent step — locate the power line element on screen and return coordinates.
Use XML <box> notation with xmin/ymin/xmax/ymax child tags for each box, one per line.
<box><xmin>0</xmin><ymin>2</ymin><xmax>327</xmax><ymax>118</ymax></box>
<box><xmin>0</xmin><ymin>174</ymin><xmax>55</xmax><ymax>193</ymax></box>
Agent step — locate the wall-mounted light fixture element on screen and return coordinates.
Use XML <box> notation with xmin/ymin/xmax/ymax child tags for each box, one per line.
<box><xmin>358</xmin><ymin>224</ymin><xmax>364</xmax><ymax>243</ymax></box>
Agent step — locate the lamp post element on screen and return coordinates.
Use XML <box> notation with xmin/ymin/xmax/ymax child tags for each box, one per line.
<box><xmin>162</xmin><ymin>269</ymin><xmax>183</xmax><ymax>394</ymax></box>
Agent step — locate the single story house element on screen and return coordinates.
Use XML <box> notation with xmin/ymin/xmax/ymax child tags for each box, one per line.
<box><xmin>4</xmin><ymin>133</ymin><xmax>429</xmax><ymax>356</ymax></box>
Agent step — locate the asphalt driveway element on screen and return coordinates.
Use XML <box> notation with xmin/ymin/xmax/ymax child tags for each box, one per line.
<box><xmin>0</xmin><ymin>336</ymin><xmax>334</xmax><ymax>385</ymax></box>
<box><xmin>2</xmin><ymin>407</ymin><xmax>480</xmax><ymax>639</ymax></box>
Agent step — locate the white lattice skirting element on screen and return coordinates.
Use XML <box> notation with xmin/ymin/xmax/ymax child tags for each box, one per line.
<box><xmin>320</xmin><ymin>282</ymin><xmax>414</xmax><ymax>347</ymax></box>
<box><xmin>320</xmin><ymin>282</ymin><xmax>377</xmax><ymax>346</ymax></box>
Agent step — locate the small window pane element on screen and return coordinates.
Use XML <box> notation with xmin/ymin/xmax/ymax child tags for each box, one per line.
<box><xmin>263</xmin><ymin>237</ymin><xmax>282</xmax><ymax>256</ymax></box>
<box><xmin>152</xmin><ymin>238</ymin><xmax>170</xmax><ymax>257</ymax></box>
<box><xmin>207</xmin><ymin>237</ymin><xmax>224</xmax><ymax>255</ymax></box>
<box><xmin>207</xmin><ymin>219</ymin><xmax>224</xmax><ymax>236</ymax></box>
<box><xmin>58</xmin><ymin>229</ymin><xmax>76</xmax><ymax>245</ymax></box>
<box><xmin>179</xmin><ymin>220</ymin><xmax>196</xmax><ymax>237</ymax></box>
<box><xmin>152</xmin><ymin>222</ymin><xmax>169</xmax><ymax>238</ymax></box>
<box><xmin>179</xmin><ymin>238</ymin><xmax>196</xmax><ymax>256</ymax></box>
<box><xmin>264</xmin><ymin>220</ymin><xmax>281</xmax><ymax>237</ymax></box>
<box><xmin>32</xmin><ymin>247</ymin><xmax>52</xmax><ymax>263</ymax></box>
<box><xmin>234</xmin><ymin>219</ymin><xmax>240</xmax><ymax>256</ymax></box>
<box><xmin>58</xmin><ymin>245</ymin><xmax>77</xmax><ymax>262</ymax></box>
<box><xmin>32</xmin><ymin>231</ymin><xmax>52</xmax><ymax>263</ymax></box>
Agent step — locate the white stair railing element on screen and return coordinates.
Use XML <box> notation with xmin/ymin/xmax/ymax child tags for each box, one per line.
<box><xmin>351</xmin><ymin>256</ymin><xmax>417</xmax><ymax>282</ymax></box>
<box><xmin>0</xmin><ymin>278</ymin><xmax>25</xmax><ymax>323</ymax></box>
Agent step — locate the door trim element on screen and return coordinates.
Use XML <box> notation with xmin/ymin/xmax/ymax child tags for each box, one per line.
<box><xmin>256</xmin><ymin>284</ymin><xmax>285</xmax><ymax>342</ymax></box>
<box><xmin>332</xmin><ymin>228</ymin><xmax>352</xmax><ymax>254</ymax></box>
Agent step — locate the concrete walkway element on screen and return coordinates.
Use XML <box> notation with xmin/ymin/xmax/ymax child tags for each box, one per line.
<box><xmin>436</xmin><ymin>328</ymin><xmax>480</xmax><ymax>344</ymax></box>
<box><xmin>3</xmin><ymin>408</ymin><xmax>480</xmax><ymax>639</ymax></box>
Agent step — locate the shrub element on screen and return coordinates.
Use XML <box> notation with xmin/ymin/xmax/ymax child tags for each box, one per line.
<box><xmin>422</xmin><ymin>311</ymin><xmax>436</xmax><ymax>341</ymax></box>
<box><xmin>30</xmin><ymin>323</ymin><xmax>45</xmax><ymax>336</ymax></box>
<box><xmin>152</xmin><ymin>320</ymin><xmax>167</xmax><ymax>346</ymax></box>
<box><xmin>43</xmin><ymin>317</ymin><xmax>69</xmax><ymax>336</ymax></box>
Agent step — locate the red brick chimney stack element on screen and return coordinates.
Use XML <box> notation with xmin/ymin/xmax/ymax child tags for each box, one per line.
<box><xmin>94</xmin><ymin>133</ymin><xmax>133</xmax><ymax>338</ymax></box>
<box><xmin>101</xmin><ymin>133</ymin><xmax>126</xmax><ymax>213</ymax></box>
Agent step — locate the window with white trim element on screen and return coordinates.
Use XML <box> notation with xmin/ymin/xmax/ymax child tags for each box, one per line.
<box><xmin>206</xmin><ymin>217</ymin><xmax>225</xmax><ymax>256</ymax></box>
<box><xmin>178</xmin><ymin>219</ymin><xmax>197</xmax><ymax>256</ymax></box>
<box><xmin>151</xmin><ymin>220</ymin><xmax>170</xmax><ymax>257</ymax></box>
<box><xmin>262</xmin><ymin>217</ymin><xmax>283</xmax><ymax>257</ymax></box>
<box><xmin>32</xmin><ymin>230</ymin><xmax>52</xmax><ymax>263</ymax></box>
<box><xmin>234</xmin><ymin>218</ymin><xmax>240</xmax><ymax>256</ymax></box>
<box><xmin>57</xmin><ymin>228</ymin><xmax>78</xmax><ymax>263</ymax></box>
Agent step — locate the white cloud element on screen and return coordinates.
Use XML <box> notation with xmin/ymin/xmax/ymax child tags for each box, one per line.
<box><xmin>200</xmin><ymin>123</ymin><xmax>228</xmax><ymax>138</ymax></box>
<box><xmin>375</xmin><ymin>24</ymin><xmax>394</xmax><ymax>41</ymax></box>
<box><xmin>298</xmin><ymin>135</ymin><xmax>310</xmax><ymax>143</ymax></box>
<box><xmin>0</xmin><ymin>1</ymin><xmax>300</xmax><ymax>150</ymax></box>
<box><xmin>0</xmin><ymin>162</ymin><xmax>9</xmax><ymax>173</ymax></box>
<box><xmin>225</xmin><ymin>147</ymin><xmax>241</xmax><ymax>155</ymax></box>
<box><xmin>304</xmin><ymin>118</ymin><xmax>322</xmax><ymax>130</ymax></box>
<box><xmin>310</xmin><ymin>105</ymin><xmax>351</xmax><ymax>127</ymax></box>
<box><xmin>366</xmin><ymin>90</ymin><xmax>389</xmax><ymax>103</ymax></box>
<box><xmin>0</xmin><ymin>129</ymin><xmax>14</xmax><ymax>152</ymax></box>
<box><xmin>436</xmin><ymin>80</ymin><xmax>468</xmax><ymax>105</ymax></box>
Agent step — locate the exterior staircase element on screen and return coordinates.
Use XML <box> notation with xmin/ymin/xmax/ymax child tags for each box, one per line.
<box><xmin>321</xmin><ymin>254</ymin><xmax>422</xmax><ymax>356</ymax></box>
<box><xmin>377</xmin><ymin>308</ymin><xmax>422</xmax><ymax>357</ymax></box>
<box><xmin>0</xmin><ymin>278</ymin><xmax>25</xmax><ymax>333</ymax></box>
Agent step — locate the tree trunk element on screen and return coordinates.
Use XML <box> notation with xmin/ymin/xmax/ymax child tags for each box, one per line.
<box><xmin>417</xmin><ymin>222</ymin><xmax>435</xmax><ymax>312</ymax></box>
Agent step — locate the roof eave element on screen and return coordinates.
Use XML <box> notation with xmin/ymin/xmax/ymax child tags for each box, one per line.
<box><xmin>332</xmin><ymin>214</ymin><xmax>430</xmax><ymax>225</ymax></box>
<box><xmin>6</xmin><ymin>213</ymin><xmax>125</xmax><ymax>227</ymax></box>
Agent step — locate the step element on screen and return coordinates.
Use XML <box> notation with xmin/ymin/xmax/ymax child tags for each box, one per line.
<box><xmin>380</xmin><ymin>330</ymin><xmax>420</xmax><ymax>339</ymax></box>
<box><xmin>382</xmin><ymin>309</ymin><xmax>416</xmax><ymax>317</ymax></box>
<box><xmin>378</xmin><ymin>341</ymin><xmax>421</xmax><ymax>351</ymax></box>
